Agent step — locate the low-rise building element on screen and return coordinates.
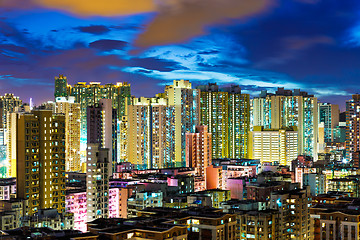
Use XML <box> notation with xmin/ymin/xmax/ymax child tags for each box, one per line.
<box><xmin>88</xmin><ymin>207</ymin><xmax>236</xmax><ymax>240</ymax></box>
<box><xmin>0</xmin><ymin>198</ymin><xmax>28</xmax><ymax>230</ymax></box>
<box><xmin>22</xmin><ymin>208</ymin><xmax>74</xmax><ymax>230</ymax></box>
<box><xmin>236</xmin><ymin>209</ymin><xmax>280</xmax><ymax>240</ymax></box>
<box><xmin>193</xmin><ymin>189</ymin><xmax>231</xmax><ymax>208</ymax></box>
<box><xmin>127</xmin><ymin>191</ymin><xmax>163</xmax><ymax>218</ymax></box>
<box><xmin>66</xmin><ymin>191</ymin><xmax>87</xmax><ymax>232</ymax></box>
<box><xmin>0</xmin><ymin>178</ymin><xmax>16</xmax><ymax>200</ymax></box>
<box><xmin>327</xmin><ymin>176</ymin><xmax>360</xmax><ymax>197</ymax></box>
<box><xmin>320</xmin><ymin>210</ymin><xmax>360</xmax><ymax>240</ymax></box>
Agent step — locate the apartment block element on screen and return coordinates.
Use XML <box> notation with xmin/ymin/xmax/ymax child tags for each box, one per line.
<box><xmin>185</xmin><ymin>125</ymin><xmax>212</xmax><ymax>176</ymax></box>
<box><xmin>16</xmin><ymin>109</ymin><xmax>66</xmax><ymax>215</ymax></box>
<box><xmin>54</xmin><ymin>96</ymin><xmax>81</xmax><ymax>172</ymax></box>
<box><xmin>249</xmin><ymin>126</ymin><xmax>298</xmax><ymax>166</ymax></box>
<box><xmin>197</xmin><ymin>83</ymin><xmax>250</xmax><ymax>159</ymax></box>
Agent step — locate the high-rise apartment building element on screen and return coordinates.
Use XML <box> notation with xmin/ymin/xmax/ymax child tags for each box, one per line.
<box><xmin>118</xmin><ymin>116</ymin><xmax>128</xmax><ymax>163</ymax></box>
<box><xmin>68</xmin><ymin>81</ymin><xmax>131</xmax><ymax>142</ymax></box>
<box><xmin>197</xmin><ymin>83</ymin><xmax>250</xmax><ymax>159</ymax></box>
<box><xmin>55</xmin><ymin>77</ymin><xmax>131</xmax><ymax>163</ymax></box>
<box><xmin>185</xmin><ymin>125</ymin><xmax>212</xmax><ymax>176</ymax></box>
<box><xmin>319</xmin><ymin>103</ymin><xmax>339</xmax><ymax>143</ymax></box>
<box><xmin>16</xmin><ymin>109</ymin><xmax>66</xmax><ymax>215</ymax></box>
<box><xmin>54</xmin><ymin>74</ymin><xmax>69</xmax><ymax>98</ymax></box>
<box><xmin>0</xmin><ymin>93</ymin><xmax>22</xmax><ymax>128</ymax></box>
<box><xmin>54</xmin><ymin>97</ymin><xmax>81</xmax><ymax>172</ymax></box>
<box><xmin>0</xmin><ymin>94</ymin><xmax>22</xmax><ymax>176</ymax></box>
<box><xmin>87</xmin><ymin>99</ymin><xmax>116</xmax><ymax>175</ymax></box>
<box><xmin>86</xmin><ymin>144</ymin><xmax>109</xmax><ymax>221</ymax></box>
<box><xmin>252</xmin><ymin>88</ymin><xmax>318</xmax><ymax>160</ymax></box>
<box><xmin>164</xmin><ymin>80</ymin><xmax>200</xmax><ymax>167</ymax></box>
<box><xmin>127</xmin><ymin>97</ymin><xmax>176</xmax><ymax>169</ymax></box>
<box><xmin>346</xmin><ymin>94</ymin><xmax>360</xmax><ymax>161</ymax></box>
<box><xmin>6</xmin><ymin>105</ymin><xmax>31</xmax><ymax>178</ymax></box>
<box><xmin>248</xmin><ymin>126</ymin><xmax>298</xmax><ymax>166</ymax></box>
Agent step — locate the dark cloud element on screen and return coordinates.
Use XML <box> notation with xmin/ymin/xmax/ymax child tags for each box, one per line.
<box><xmin>76</xmin><ymin>25</ymin><xmax>110</xmax><ymax>35</ymax></box>
<box><xmin>0</xmin><ymin>44</ymin><xmax>29</xmax><ymax>55</ymax></box>
<box><xmin>217</xmin><ymin>0</ymin><xmax>360</xmax><ymax>85</ymax></box>
<box><xmin>89</xmin><ymin>39</ymin><xmax>127</xmax><ymax>51</ymax></box>
<box><xmin>198</xmin><ymin>50</ymin><xmax>220</xmax><ymax>55</ymax></box>
<box><xmin>127</xmin><ymin>57</ymin><xmax>185</xmax><ymax>72</ymax></box>
<box><xmin>111</xmin><ymin>24</ymin><xmax>141</xmax><ymax>31</ymax></box>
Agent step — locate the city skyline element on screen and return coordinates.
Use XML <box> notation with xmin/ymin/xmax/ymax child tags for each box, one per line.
<box><xmin>0</xmin><ymin>0</ymin><xmax>359</xmax><ymax>109</ymax></box>
<box><xmin>3</xmin><ymin>1</ymin><xmax>360</xmax><ymax>239</ymax></box>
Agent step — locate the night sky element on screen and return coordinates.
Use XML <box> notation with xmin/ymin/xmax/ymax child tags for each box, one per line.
<box><xmin>0</xmin><ymin>0</ymin><xmax>360</xmax><ymax>109</ymax></box>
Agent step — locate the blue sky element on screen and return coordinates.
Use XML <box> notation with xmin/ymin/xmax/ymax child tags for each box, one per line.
<box><xmin>0</xmin><ymin>0</ymin><xmax>359</xmax><ymax>109</ymax></box>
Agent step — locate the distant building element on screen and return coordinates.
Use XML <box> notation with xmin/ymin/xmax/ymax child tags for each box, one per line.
<box><xmin>0</xmin><ymin>93</ymin><xmax>22</xmax><ymax>129</ymax></box>
<box><xmin>206</xmin><ymin>165</ymin><xmax>223</xmax><ymax>190</ymax></box>
<box><xmin>303</xmin><ymin>173</ymin><xmax>326</xmax><ymax>196</ymax></box>
<box><xmin>127</xmin><ymin>191</ymin><xmax>163</xmax><ymax>218</ymax></box>
<box><xmin>186</xmin><ymin>125</ymin><xmax>212</xmax><ymax>177</ymax></box>
<box><xmin>346</xmin><ymin>94</ymin><xmax>360</xmax><ymax>161</ymax></box>
<box><xmin>164</xmin><ymin>80</ymin><xmax>200</xmax><ymax>167</ymax></box>
<box><xmin>62</xmin><ymin>78</ymin><xmax>131</xmax><ymax>165</ymax></box>
<box><xmin>54</xmin><ymin>97</ymin><xmax>81</xmax><ymax>172</ymax></box>
<box><xmin>0</xmin><ymin>178</ymin><xmax>16</xmax><ymax>200</ymax></box>
<box><xmin>22</xmin><ymin>208</ymin><xmax>73</xmax><ymax>230</ymax></box>
<box><xmin>319</xmin><ymin>103</ymin><xmax>339</xmax><ymax>143</ymax></box>
<box><xmin>197</xmin><ymin>83</ymin><xmax>250</xmax><ymax>159</ymax></box>
<box><xmin>127</xmin><ymin>97</ymin><xmax>176</xmax><ymax>169</ymax></box>
<box><xmin>6</xmin><ymin>105</ymin><xmax>31</xmax><ymax>178</ymax></box>
<box><xmin>252</xmin><ymin>88</ymin><xmax>318</xmax><ymax>160</ymax></box>
<box><xmin>237</xmin><ymin>209</ymin><xmax>280</xmax><ymax>240</ymax></box>
<box><xmin>248</xmin><ymin>126</ymin><xmax>298</xmax><ymax>166</ymax></box>
<box><xmin>0</xmin><ymin>198</ymin><xmax>28</xmax><ymax>230</ymax></box>
<box><xmin>87</xmin><ymin>99</ymin><xmax>116</xmax><ymax>174</ymax></box>
<box><xmin>54</xmin><ymin>74</ymin><xmax>69</xmax><ymax>98</ymax></box>
<box><xmin>327</xmin><ymin>176</ymin><xmax>360</xmax><ymax>197</ymax></box>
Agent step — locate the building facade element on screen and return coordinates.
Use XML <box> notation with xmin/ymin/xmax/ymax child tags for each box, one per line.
<box><xmin>319</xmin><ymin>103</ymin><xmax>339</xmax><ymax>143</ymax></box>
<box><xmin>252</xmin><ymin>88</ymin><xmax>318</xmax><ymax>160</ymax></box>
<box><xmin>86</xmin><ymin>144</ymin><xmax>109</xmax><ymax>221</ymax></box>
<box><xmin>248</xmin><ymin>126</ymin><xmax>298</xmax><ymax>166</ymax></box>
<box><xmin>164</xmin><ymin>80</ymin><xmax>200</xmax><ymax>167</ymax></box>
<box><xmin>346</xmin><ymin>94</ymin><xmax>360</xmax><ymax>161</ymax></box>
<box><xmin>186</xmin><ymin>125</ymin><xmax>212</xmax><ymax>177</ymax></box>
<box><xmin>54</xmin><ymin>97</ymin><xmax>81</xmax><ymax>172</ymax></box>
<box><xmin>127</xmin><ymin>97</ymin><xmax>176</xmax><ymax>169</ymax></box>
<box><xmin>87</xmin><ymin>99</ymin><xmax>116</xmax><ymax>174</ymax></box>
<box><xmin>197</xmin><ymin>83</ymin><xmax>250</xmax><ymax>159</ymax></box>
<box><xmin>16</xmin><ymin>109</ymin><xmax>66</xmax><ymax>215</ymax></box>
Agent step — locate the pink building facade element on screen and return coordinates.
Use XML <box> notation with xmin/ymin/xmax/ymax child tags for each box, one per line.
<box><xmin>66</xmin><ymin>191</ymin><xmax>87</xmax><ymax>232</ymax></box>
<box><xmin>66</xmin><ymin>188</ymin><xmax>122</xmax><ymax>232</ymax></box>
<box><xmin>185</xmin><ymin>125</ymin><xmax>212</xmax><ymax>176</ymax></box>
<box><xmin>109</xmin><ymin>188</ymin><xmax>120</xmax><ymax>218</ymax></box>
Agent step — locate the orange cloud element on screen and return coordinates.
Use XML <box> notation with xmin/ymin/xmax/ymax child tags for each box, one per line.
<box><xmin>1</xmin><ymin>0</ymin><xmax>275</xmax><ymax>49</ymax></box>
<box><xmin>0</xmin><ymin>0</ymin><xmax>156</xmax><ymax>15</ymax></box>
<box><xmin>135</xmin><ymin>0</ymin><xmax>276</xmax><ymax>48</ymax></box>
<box><xmin>34</xmin><ymin>0</ymin><xmax>156</xmax><ymax>16</ymax></box>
